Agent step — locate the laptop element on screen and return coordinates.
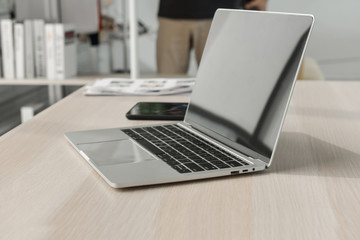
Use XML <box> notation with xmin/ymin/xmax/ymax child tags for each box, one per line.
<box><xmin>65</xmin><ymin>9</ymin><xmax>314</xmax><ymax>188</ymax></box>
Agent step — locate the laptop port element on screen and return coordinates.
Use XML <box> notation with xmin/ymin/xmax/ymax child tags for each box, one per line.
<box><xmin>231</xmin><ymin>171</ymin><xmax>239</xmax><ymax>175</ymax></box>
<box><xmin>242</xmin><ymin>169</ymin><xmax>248</xmax><ymax>173</ymax></box>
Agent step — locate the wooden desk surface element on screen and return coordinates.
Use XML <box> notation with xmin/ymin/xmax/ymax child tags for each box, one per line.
<box><xmin>1</xmin><ymin>81</ymin><xmax>359</xmax><ymax>240</ymax></box>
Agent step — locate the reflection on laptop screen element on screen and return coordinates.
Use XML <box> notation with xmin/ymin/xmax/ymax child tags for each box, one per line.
<box><xmin>185</xmin><ymin>10</ymin><xmax>313</xmax><ymax>160</ymax></box>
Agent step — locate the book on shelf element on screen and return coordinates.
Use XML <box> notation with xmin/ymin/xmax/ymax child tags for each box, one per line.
<box><xmin>54</xmin><ymin>24</ymin><xmax>77</xmax><ymax>79</ymax></box>
<box><xmin>24</xmin><ymin>20</ymin><xmax>35</xmax><ymax>78</ymax></box>
<box><xmin>45</xmin><ymin>24</ymin><xmax>56</xmax><ymax>79</ymax></box>
<box><xmin>0</xmin><ymin>26</ymin><xmax>2</xmax><ymax>77</ymax></box>
<box><xmin>0</xmin><ymin>18</ymin><xmax>77</xmax><ymax>80</ymax></box>
<box><xmin>14</xmin><ymin>23</ymin><xmax>25</xmax><ymax>79</ymax></box>
<box><xmin>33</xmin><ymin>19</ymin><xmax>46</xmax><ymax>78</ymax></box>
<box><xmin>1</xmin><ymin>19</ymin><xmax>15</xmax><ymax>79</ymax></box>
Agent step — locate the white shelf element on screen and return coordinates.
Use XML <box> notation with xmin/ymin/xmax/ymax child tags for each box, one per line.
<box><xmin>0</xmin><ymin>74</ymin><xmax>132</xmax><ymax>86</ymax></box>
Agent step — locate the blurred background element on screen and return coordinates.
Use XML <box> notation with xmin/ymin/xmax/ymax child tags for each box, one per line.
<box><xmin>1</xmin><ymin>0</ymin><xmax>357</xmax><ymax>79</ymax></box>
<box><xmin>0</xmin><ymin>0</ymin><xmax>359</xmax><ymax>135</ymax></box>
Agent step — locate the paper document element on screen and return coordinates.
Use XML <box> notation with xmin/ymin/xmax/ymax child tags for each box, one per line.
<box><xmin>85</xmin><ymin>78</ymin><xmax>195</xmax><ymax>96</ymax></box>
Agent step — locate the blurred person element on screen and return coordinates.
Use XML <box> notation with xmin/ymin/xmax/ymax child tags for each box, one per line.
<box><xmin>157</xmin><ymin>0</ymin><xmax>267</xmax><ymax>74</ymax></box>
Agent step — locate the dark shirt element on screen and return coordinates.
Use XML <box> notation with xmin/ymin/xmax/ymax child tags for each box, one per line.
<box><xmin>158</xmin><ymin>0</ymin><xmax>243</xmax><ymax>19</ymax></box>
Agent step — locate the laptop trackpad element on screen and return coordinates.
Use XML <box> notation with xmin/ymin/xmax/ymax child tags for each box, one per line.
<box><xmin>78</xmin><ymin>139</ymin><xmax>155</xmax><ymax>166</ymax></box>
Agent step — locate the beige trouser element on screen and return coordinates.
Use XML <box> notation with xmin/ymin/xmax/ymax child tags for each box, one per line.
<box><xmin>157</xmin><ymin>17</ymin><xmax>212</xmax><ymax>74</ymax></box>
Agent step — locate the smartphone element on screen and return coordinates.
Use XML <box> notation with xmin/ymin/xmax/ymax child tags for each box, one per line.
<box><xmin>126</xmin><ymin>102</ymin><xmax>188</xmax><ymax>120</ymax></box>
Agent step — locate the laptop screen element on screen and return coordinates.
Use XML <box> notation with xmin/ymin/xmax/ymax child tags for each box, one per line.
<box><xmin>185</xmin><ymin>10</ymin><xmax>313</xmax><ymax>162</ymax></box>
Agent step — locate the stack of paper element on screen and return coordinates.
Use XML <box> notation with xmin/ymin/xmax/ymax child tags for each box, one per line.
<box><xmin>85</xmin><ymin>78</ymin><xmax>195</xmax><ymax>96</ymax></box>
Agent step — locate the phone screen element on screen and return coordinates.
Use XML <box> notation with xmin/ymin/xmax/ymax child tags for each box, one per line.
<box><xmin>126</xmin><ymin>102</ymin><xmax>188</xmax><ymax>120</ymax></box>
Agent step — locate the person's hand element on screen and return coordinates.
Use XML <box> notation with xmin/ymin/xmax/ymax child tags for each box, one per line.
<box><xmin>244</xmin><ymin>0</ymin><xmax>267</xmax><ymax>11</ymax></box>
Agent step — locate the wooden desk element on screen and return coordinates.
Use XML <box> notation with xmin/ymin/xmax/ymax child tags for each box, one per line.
<box><xmin>1</xmin><ymin>81</ymin><xmax>359</xmax><ymax>239</ymax></box>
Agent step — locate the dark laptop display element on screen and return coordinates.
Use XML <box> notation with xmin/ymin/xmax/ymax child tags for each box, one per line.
<box><xmin>186</xmin><ymin>11</ymin><xmax>313</xmax><ymax>162</ymax></box>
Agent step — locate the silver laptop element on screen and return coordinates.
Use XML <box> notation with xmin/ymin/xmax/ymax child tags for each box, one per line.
<box><xmin>65</xmin><ymin>9</ymin><xmax>314</xmax><ymax>188</ymax></box>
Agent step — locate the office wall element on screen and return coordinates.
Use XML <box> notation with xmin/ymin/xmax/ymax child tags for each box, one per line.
<box><xmin>267</xmin><ymin>0</ymin><xmax>360</xmax><ymax>80</ymax></box>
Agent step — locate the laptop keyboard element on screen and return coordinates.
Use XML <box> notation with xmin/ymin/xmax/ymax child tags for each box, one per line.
<box><xmin>122</xmin><ymin>124</ymin><xmax>250</xmax><ymax>174</ymax></box>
